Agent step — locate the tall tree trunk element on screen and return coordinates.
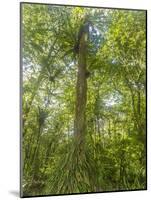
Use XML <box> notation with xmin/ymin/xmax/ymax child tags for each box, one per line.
<box><xmin>74</xmin><ymin>23</ymin><xmax>88</xmax><ymax>148</ymax></box>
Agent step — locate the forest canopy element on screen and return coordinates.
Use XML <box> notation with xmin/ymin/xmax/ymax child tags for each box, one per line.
<box><xmin>21</xmin><ymin>3</ymin><xmax>146</xmax><ymax>197</ymax></box>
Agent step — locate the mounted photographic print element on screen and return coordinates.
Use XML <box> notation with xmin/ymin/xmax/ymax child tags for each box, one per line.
<box><xmin>20</xmin><ymin>2</ymin><xmax>147</xmax><ymax>197</ymax></box>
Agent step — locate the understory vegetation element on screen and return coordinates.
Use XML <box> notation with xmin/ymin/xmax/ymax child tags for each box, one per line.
<box><xmin>21</xmin><ymin>4</ymin><xmax>146</xmax><ymax>197</ymax></box>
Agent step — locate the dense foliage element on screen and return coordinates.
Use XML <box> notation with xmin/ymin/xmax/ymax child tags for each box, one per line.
<box><xmin>21</xmin><ymin>4</ymin><xmax>146</xmax><ymax>197</ymax></box>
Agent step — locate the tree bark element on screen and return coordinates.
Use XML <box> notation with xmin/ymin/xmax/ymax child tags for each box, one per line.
<box><xmin>74</xmin><ymin>23</ymin><xmax>88</xmax><ymax>147</ymax></box>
